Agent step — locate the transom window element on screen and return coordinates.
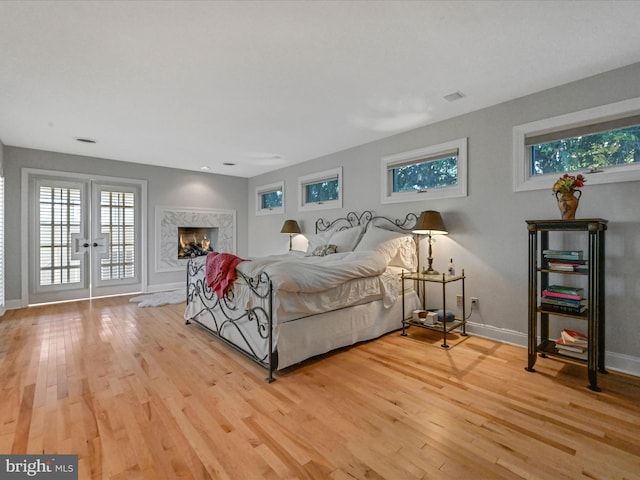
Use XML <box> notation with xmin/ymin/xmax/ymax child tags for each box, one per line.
<box><xmin>529</xmin><ymin>118</ymin><xmax>640</xmax><ymax>176</ymax></box>
<box><xmin>382</xmin><ymin>138</ymin><xmax>468</xmax><ymax>204</ymax></box>
<box><xmin>256</xmin><ymin>181</ymin><xmax>284</xmax><ymax>216</ymax></box>
<box><xmin>514</xmin><ymin>97</ymin><xmax>640</xmax><ymax>191</ymax></box>
<box><xmin>298</xmin><ymin>167</ymin><xmax>342</xmax><ymax>211</ymax></box>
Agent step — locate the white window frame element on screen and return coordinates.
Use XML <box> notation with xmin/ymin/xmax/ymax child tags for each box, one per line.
<box><xmin>255</xmin><ymin>181</ymin><xmax>284</xmax><ymax>216</ymax></box>
<box><xmin>381</xmin><ymin>138</ymin><xmax>468</xmax><ymax>204</ymax></box>
<box><xmin>298</xmin><ymin>167</ymin><xmax>342</xmax><ymax>212</ymax></box>
<box><xmin>513</xmin><ymin>97</ymin><xmax>640</xmax><ymax>192</ymax></box>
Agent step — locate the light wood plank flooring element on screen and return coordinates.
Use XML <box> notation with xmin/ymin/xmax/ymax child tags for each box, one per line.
<box><xmin>1</xmin><ymin>296</ymin><xmax>639</xmax><ymax>479</ymax></box>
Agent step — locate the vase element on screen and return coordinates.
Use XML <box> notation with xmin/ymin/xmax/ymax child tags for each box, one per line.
<box><xmin>556</xmin><ymin>189</ymin><xmax>581</xmax><ymax>220</ymax></box>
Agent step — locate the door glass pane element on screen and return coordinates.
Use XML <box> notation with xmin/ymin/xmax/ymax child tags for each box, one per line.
<box><xmin>38</xmin><ymin>186</ymin><xmax>82</xmax><ymax>286</ymax></box>
<box><xmin>100</xmin><ymin>190</ymin><xmax>136</xmax><ymax>281</ymax></box>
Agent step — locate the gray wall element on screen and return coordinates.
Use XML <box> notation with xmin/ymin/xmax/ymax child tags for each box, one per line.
<box><xmin>4</xmin><ymin>147</ymin><xmax>248</xmax><ymax>302</ymax></box>
<box><xmin>248</xmin><ymin>62</ymin><xmax>640</xmax><ymax>375</ymax></box>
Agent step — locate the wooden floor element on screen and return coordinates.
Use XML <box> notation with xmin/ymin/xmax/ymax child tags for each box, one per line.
<box><xmin>1</xmin><ymin>297</ymin><xmax>639</xmax><ymax>480</ymax></box>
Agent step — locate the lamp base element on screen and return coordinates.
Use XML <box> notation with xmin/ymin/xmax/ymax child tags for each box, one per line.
<box><xmin>422</xmin><ymin>267</ymin><xmax>440</xmax><ymax>275</ymax></box>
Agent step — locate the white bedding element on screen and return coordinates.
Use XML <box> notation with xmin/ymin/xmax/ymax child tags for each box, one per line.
<box><xmin>184</xmin><ymin>250</ymin><xmax>408</xmax><ymax>324</ymax></box>
<box><xmin>237</xmin><ymin>250</ymin><xmax>389</xmax><ymax>293</ymax></box>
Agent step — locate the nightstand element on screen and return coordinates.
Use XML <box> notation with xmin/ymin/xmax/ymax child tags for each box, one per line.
<box><xmin>401</xmin><ymin>270</ymin><xmax>467</xmax><ymax>348</ymax></box>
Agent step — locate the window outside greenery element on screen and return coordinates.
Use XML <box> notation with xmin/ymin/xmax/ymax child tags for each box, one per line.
<box><xmin>261</xmin><ymin>190</ymin><xmax>282</xmax><ymax>209</ymax></box>
<box><xmin>256</xmin><ymin>181</ymin><xmax>284</xmax><ymax>215</ymax></box>
<box><xmin>392</xmin><ymin>156</ymin><xmax>458</xmax><ymax>192</ymax></box>
<box><xmin>304</xmin><ymin>179</ymin><xmax>339</xmax><ymax>203</ymax></box>
<box><xmin>532</xmin><ymin>125</ymin><xmax>640</xmax><ymax>176</ymax></box>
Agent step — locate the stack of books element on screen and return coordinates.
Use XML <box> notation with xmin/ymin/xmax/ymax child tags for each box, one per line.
<box><xmin>541</xmin><ymin>285</ymin><xmax>586</xmax><ymax>314</ymax></box>
<box><xmin>543</xmin><ymin>249</ymin><xmax>588</xmax><ymax>272</ymax></box>
<box><xmin>555</xmin><ymin>328</ymin><xmax>588</xmax><ymax>360</ymax></box>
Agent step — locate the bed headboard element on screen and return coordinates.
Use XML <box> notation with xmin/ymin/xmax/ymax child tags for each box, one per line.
<box><xmin>315</xmin><ymin>210</ymin><xmax>419</xmax><ymax>234</ymax></box>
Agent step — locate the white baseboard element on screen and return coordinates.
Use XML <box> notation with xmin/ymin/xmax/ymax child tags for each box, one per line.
<box><xmin>466</xmin><ymin>321</ymin><xmax>640</xmax><ymax>377</ymax></box>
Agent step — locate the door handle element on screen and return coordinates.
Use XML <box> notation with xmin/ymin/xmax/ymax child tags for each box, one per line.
<box><xmin>83</xmin><ymin>243</ymin><xmax>90</xmax><ymax>248</ymax></box>
<box><xmin>93</xmin><ymin>242</ymin><xmax>99</xmax><ymax>247</ymax></box>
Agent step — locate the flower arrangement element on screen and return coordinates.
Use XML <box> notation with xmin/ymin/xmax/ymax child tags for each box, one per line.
<box><xmin>552</xmin><ymin>173</ymin><xmax>586</xmax><ymax>195</ymax></box>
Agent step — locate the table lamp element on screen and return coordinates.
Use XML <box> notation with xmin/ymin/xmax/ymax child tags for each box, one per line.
<box><xmin>412</xmin><ymin>210</ymin><xmax>448</xmax><ymax>274</ymax></box>
<box><xmin>280</xmin><ymin>219</ymin><xmax>301</xmax><ymax>251</ymax></box>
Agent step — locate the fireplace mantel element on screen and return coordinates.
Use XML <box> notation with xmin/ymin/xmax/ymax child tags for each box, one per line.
<box><xmin>155</xmin><ymin>206</ymin><xmax>236</xmax><ymax>272</ymax></box>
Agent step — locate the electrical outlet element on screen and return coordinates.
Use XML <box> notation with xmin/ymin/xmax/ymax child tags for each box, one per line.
<box><xmin>471</xmin><ymin>297</ymin><xmax>479</xmax><ymax>306</ymax></box>
<box><xmin>456</xmin><ymin>294</ymin><xmax>463</xmax><ymax>306</ymax></box>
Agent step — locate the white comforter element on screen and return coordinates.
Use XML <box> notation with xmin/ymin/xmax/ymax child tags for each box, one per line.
<box><xmin>237</xmin><ymin>250</ymin><xmax>389</xmax><ymax>293</ymax></box>
<box><xmin>185</xmin><ymin>250</ymin><xmax>405</xmax><ymax>325</ymax></box>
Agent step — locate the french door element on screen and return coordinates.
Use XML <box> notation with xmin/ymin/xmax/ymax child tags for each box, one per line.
<box><xmin>27</xmin><ymin>172</ymin><xmax>145</xmax><ymax>305</ymax></box>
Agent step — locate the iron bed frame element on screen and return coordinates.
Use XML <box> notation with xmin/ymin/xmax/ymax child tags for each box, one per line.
<box><xmin>184</xmin><ymin>210</ymin><xmax>418</xmax><ymax>382</ymax></box>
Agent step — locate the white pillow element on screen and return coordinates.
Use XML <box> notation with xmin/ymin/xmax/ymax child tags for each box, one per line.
<box><xmin>328</xmin><ymin>226</ymin><xmax>364</xmax><ymax>252</ymax></box>
<box><xmin>355</xmin><ymin>226</ymin><xmax>416</xmax><ymax>269</ymax></box>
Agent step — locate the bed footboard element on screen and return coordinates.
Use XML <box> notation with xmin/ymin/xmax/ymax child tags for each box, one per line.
<box><xmin>185</xmin><ymin>257</ymin><xmax>276</xmax><ymax>382</ymax></box>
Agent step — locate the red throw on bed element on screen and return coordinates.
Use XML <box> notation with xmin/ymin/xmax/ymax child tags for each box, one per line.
<box><xmin>205</xmin><ymin>252</ymin><xmax>247</xmax><ymax>298</ymax></box>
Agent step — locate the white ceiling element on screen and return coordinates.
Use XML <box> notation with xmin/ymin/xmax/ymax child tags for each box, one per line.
<box><xmin>2</xmin><ymin>1</ymin><xmax>640</xmax><ymax>178</ymax></box>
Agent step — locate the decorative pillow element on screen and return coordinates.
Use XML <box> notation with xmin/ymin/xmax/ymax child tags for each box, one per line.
<box><xmin>354</xmin><ymin>226</ymin><xmax>416</xmax><ymax>269</ymax></box>
<box><xmin>306</xmin><ymin>244</ymin><xmax>338</xmax><ymax>257</ymax></box>
<box><xmin>327</xmin><ymin>225</ymin><xmax>364</xmax><ymax>252</ymax></box>
<box><xmin>305</xmin><ymin>229</ymin><xmax>333</xmax><ymax>255</ymax></box>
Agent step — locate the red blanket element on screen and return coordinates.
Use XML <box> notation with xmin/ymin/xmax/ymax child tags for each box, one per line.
<box><xmin>205</xmin><ymin>252</ymin><xmax>247</xmax><ymax>298</ymax></box>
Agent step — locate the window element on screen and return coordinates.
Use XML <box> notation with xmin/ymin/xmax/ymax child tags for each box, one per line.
<box><xmin>38</xmin><ymin>184</ymin><xmax>83</xmax><ymax>286</ymax></box>
<box><xmin>256</xmin><ymin>181</ymin><xmax>284</xmax><ymax>216</ymax></box>
<box><xmin>99</xmin><ymin>189</ymin><xmax>136</xmax><ymax>281</ymax></box>
<box><xmin>381</xmin><ymin>138</ymin><xmax>467</xmax><ymax>204</ymax></box>
<box><xmin>298</xmin><ymin>167</ymin><xmax>342</xmax><ymax>211</ymax></box>
<box><xmin>513</xmin><ymin>97</ymin><xmax>640</xmax><ymax>192</ymax></box>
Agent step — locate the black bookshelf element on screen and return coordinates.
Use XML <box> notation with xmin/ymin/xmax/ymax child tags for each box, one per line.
<box><xmin>525</xmin><ymin>219</ymin><xmax>608</xmax><ymax>391</ymax></box>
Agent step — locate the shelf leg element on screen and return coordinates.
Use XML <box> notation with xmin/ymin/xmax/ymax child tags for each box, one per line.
<box><xmin>461</xmin><ymin>271</ymin><xmax>467</xmax><ymax>336</ymax></box>
<box><xmin>526</xmin><ymin>225</ymin><xmax>538</xmax><ymax>372</ymax></box>
<box><xmin>588</xmin><ymin>367</ymin><xmax>601</xmax><ymax>392</ymax></box>
<box><xmin>441</xmin><ymin>277</ymin><xmax>448</xmax><ymax>348</ymax></box>
<box><xmin>401</xmin><ymin>274</ymin><xmax>407</xmax><ymax>336</ymax></box>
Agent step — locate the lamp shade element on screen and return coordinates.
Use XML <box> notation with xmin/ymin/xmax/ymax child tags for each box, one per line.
<box><xmin>412</xmin><ymin>210</ymin><xmax>448</xmax><ymax>235</ymax></box>
<box><xmin>280</xmin><ymin>219</ymin><xmax>301</xmax><ymax>234</ymax></box>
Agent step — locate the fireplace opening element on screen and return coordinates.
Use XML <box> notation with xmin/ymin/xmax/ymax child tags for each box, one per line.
<box><xmin>178</xmin><ymin>227</ymin><xmax>217</xmax><ymax>258</ymax></box>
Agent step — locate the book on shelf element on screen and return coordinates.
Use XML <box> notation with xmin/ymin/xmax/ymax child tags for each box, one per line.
<box><xmin>561</xmin><ymin>328</ymin><xmax>588</xmax><ymax>346</ymax></box>
<box><xmin>555</xmin><ymin>328</ymin><xmax>589</xmax><ymax>360</ymax></box>
<box><xmin>541</xmin><ymin>303</ymin><xmax>587</xmax><ymax>314</ymax></box>
<box><xmin>541</xmin><ymin>296</ymin><xmax>585</xmax><ymax>307</ymax></box>
<box><xmin>554</xmin><ymin>345</ymin><xmax>588</xmax><ymax>360</ymax></box>
<box><xmin>545</xmin><ymin>285</ymin><xmax>584</xmax><ymax>295</ymax></box>
<box><xmin>543</xmin><ymin>249</ymin><xmax>583</xmax><ymax>259</ymax></box>
<box><xmin>547</xmin><ymin>260</ymin><xmax>589</xmax><ymax>272</ymax></box>
<box><xmin>547</xmin><ymin>263</ymin><xmax>576</xmax><ymax>271</ymax></box>
<box><xmin>542</xmin><ymin>290</ymin><xmax>583</xmax><ymax>301</ymax></box>
<box><xmin>555</xmin><ymin>337</ymin><xmax>587</xmax><ymax>353</ymax></box>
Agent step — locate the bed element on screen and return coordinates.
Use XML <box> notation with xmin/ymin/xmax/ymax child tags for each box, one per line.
<box><xmin>184</xmin><ymin>211</ymin><xmax>421</xmax><ymax>382</ymax></box>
